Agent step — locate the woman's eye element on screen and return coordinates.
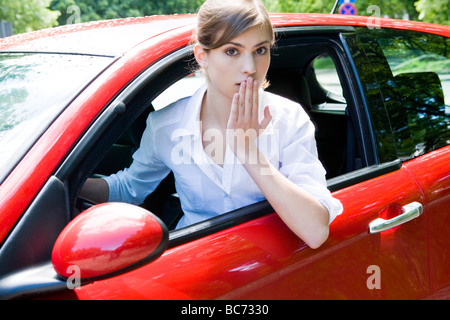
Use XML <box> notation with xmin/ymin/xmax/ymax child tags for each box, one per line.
<box><xmin>226</xmin><ymin>48</ymin><xmax>239</xmax><ymax>56</ymax></box>
<box><xmin>255</xmin><ymin>47</ymin><xmax>268</xmax><ymax>55</ymax></box>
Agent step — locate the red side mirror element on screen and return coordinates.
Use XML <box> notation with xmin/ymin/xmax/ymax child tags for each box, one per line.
<box><xmin>52</xmin><ymin>203</ymin><xmax>168</xmax><ymax>283</ymax></box>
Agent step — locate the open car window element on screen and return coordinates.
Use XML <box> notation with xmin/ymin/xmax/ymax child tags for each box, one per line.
<box><xmin>67</xmin><ymin>30</ymin><xmax>388</xmax><ymax>246</ymax></box>
<box><xmin>153</xmin><ymin>72</ymin><xmax>205</xmax><ymax>111</ymax></box>
<box><xmin>314</xmin><ymin>54</ymin><xmax>343</xmax><ymax>97</ymax></box>
<box><xmin>311</xmin><ymin>53</ymin><xmax>346</xmax><ymax>115</ymax></box>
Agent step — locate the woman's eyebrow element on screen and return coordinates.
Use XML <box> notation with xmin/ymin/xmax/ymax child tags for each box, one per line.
<box><xmin>254</xmin><ymin>40</ymin><xmax>271</xmax><ymax>47</ymax></box>
<box><xmin>227</xmin><ymin>40</ymin><xmax>270</xmax><ymax>48</ymax></box>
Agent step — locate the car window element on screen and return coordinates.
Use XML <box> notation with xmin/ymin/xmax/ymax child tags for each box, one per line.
<box><xmin>349</xmin><ymin>28</ymin><xmax>450</xmax><ymax>161</ymax></box>
<box><xmin>380</xmin><ymin>36</ymin><xmax>450</xmax><ymax>105</ymax></box>
<box><xmin>310</xmin><ymin>53</ymin><xmax>346</xmax><ymax>115</ymax></box>
<box><xmin>73</xmin><ymin>37</ymin><xmax>383</xmax><ymax>247</ymax></box>
<box><xmin>153</xmin><ymin>72</ymin><xmax>205</xmax><ymax>110</ymax></box>
<box><xmin>0</xmin><ymin>53</ymin><xmax>113</xmax><ymax>183</ymax></box>
<box><xmin>313</xmin><ymin>54</ymin><xmax>343</xmax><ymax>97</ymax></box>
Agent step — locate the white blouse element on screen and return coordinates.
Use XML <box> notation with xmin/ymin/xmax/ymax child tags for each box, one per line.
<box><xmin>105</xmin><ymin>84</ymin><xmax>343</xmax><ymax>229</ymax></box>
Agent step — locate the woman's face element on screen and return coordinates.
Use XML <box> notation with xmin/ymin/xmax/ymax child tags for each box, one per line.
<box><xmin>196</xmin><ymin>25</ymin><xmax>272</xmax><ymax>101</ymax></box>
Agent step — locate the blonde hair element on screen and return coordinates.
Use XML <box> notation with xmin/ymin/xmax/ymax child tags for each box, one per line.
<box><xmin>195</xmin><ymin>0</ymin><xmax>275</xmax><ymax>51</ymax></box>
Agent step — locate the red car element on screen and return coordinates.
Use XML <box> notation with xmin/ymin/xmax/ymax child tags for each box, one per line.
<box><xmin>0</xmin><ymin>13</ymin><xmax>449</xmax><ymax>300</ymax></box>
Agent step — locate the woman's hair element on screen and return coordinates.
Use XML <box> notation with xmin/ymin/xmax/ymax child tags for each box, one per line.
<box><xmin>195</xmin><ymin>0</ymin><xmax>275</xmax><ymax>51</ymax></box>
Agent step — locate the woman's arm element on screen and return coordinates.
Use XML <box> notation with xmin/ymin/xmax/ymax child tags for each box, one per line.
<box><xmin>239</xmin><ymin>146</ymin><xmax>330</xmax><ymax>249</ymax></box>
<box><xmin>227</xmin><ymin>77</ymin><xmax>330</xmax><ymax>249</ymax></box>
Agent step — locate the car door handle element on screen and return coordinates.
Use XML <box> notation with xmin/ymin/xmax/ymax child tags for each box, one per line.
<box><xmin>369</xmin><ymin>202</ymin><xmax>423</xmax><ymax>234</ymax></box>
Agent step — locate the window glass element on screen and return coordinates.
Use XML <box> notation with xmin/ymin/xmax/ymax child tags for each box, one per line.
<box><xmin>153</xmin><ymin>72</ymin><xmax>205</xmax><ymax>110</ymax></box>
<box><xmin>313</xmin><ymin>54</ymin><xmax>343</xmax><ymax>97</ymax></box>
<box><xmin>350</xmin><ymin>29</ymin><xmax>450</xmax><ymax>161</ymax></box>
<box><xmin>0</xmin><ymin>53</ymin><xmax>113</xmax><ymax>181</ymax></box>
<box><xmin>380</xmin><ymin>33</ymin><xmax>450</xmax><ymax>107</ymax></box>
<box><xmin>311</xmin><ymin>54</ymin><xmax>346</xmax><ymax>115</ymax></box>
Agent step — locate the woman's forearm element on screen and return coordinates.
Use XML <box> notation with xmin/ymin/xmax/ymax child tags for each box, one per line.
<box><xmin>239</xmin><ymin>145</ymin><xmax>330</xmax><ymax>249</ymax></box>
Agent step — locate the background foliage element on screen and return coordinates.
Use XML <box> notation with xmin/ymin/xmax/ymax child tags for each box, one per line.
<box><xmin>0</xmin><ymin>0</ymin><xmax>448</xmax><ymax>34</ymax></box>
<box><xmin>50</xmin><ymin>0</ymin><xmax>204</xmax><ymax>26</ymax></box>
<box><xmin>0</xmin><ymin>0</ymin><xmax>60</xmax><ymax>34</ymax></box>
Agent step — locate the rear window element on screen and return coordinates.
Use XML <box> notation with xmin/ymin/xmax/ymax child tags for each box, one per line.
<box><xmin>349</xmin><ymin>28</ymin><xmax>450</xmax><ymax>161</ymax></box>
<box><xmin>379</xmin><ymin>31</ymin><xmax>450</xmax><ymax>159</ymax></box>
<box><xmin>0</xmin><ymin>53</ymin><xmax>113</xmax><ymax>182</ymax></box>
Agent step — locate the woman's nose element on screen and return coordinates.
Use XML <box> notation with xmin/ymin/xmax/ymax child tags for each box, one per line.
<box><xmin>241</xmin><ymin>54</ymin><xmax>256</xmax><ymax>75</ymax></box>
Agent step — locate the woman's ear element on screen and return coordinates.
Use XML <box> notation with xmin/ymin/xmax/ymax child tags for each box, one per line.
<box><xmin>194</xmin><ymin>44</ymin><xmax>208</xmax><ymax>69</ymax></box>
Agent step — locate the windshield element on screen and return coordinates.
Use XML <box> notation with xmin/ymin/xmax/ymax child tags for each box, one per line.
<box><xmin>0</xmin><ymin>53</ymin><xmax>113</xmax><ymax>182</ymax></box>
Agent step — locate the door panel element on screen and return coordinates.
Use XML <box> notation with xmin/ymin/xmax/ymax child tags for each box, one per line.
<box><xmin>72</xmin><ymin>165</ymin><xmax>428</xmax><ymax>299</ymax></box>
<box><xmin>403</xmin><ymin>146</ymin><xmax>450</xmax><ymax>299</ymax></box>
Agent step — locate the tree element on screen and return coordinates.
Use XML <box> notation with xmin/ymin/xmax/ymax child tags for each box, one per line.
<box><xmin>135</xmin><ymin>0</ymin><xmax>204</xmax><ymax>16</ymax></box>
<box><xmin>264</xmin><ymin>0</ymin><xmax>426</xmax><ymax>22</ymax></box>
<box><xmin>262</xmin><ymin>0</ymin><xmax>330</xmax><ymax>13</ymax></box>
<box><xmin>3</xmin><ymin>0</ymin><xmax>448</xmax><ymax>35</ymax></box>
<box><xmin>0</xmin><ymin>0</ymin><xmax>60</xmax><ymax>34</ymax></box>
<box><xmin>355</xmin><ymin>0</ymin><xmax>419</xmax><ymax>20</ymax></box>
<box><xmin>415</xmin><ymin>0</ymin><xmax>450</xmax><ymax>25</ymax></box>
<box><xmin>51</xmin><ymin>0</ymin><xmax>136</xmax><ymax>24</ymax></box>
<box><xmin>50</xmin><ymin>0</ymin><xmax>204</xmax><ymax>26</ymax></box>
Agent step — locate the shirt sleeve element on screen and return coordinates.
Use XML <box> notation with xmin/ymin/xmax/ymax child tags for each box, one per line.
<box><xmin>104</xmin><ymin>112</ymin><xmax>171</xmax><ymax>205</ymax></box>
<box><xmin>278</xmin><ymin>108</ymin><xmax>343</xmax><ymax>224</ymax></box>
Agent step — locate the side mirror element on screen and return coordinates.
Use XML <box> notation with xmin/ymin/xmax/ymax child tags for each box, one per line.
<box><xmin>51</xmin><ymin>203</ymin><xmax>168</xmax><ymax>283</ymax></box>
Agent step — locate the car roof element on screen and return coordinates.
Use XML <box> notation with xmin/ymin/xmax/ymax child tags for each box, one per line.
<box><xmin>272</xmin><ymin>13</ymin><xmax>450</xmax><ymax>37</ymax></box>
<box><xmin>0</xmin><ymin>13</ymin><xmax>448</xmax><ymax>57</ymax></box>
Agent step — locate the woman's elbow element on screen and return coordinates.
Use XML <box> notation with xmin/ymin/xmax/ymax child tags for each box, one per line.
<box><xmin>305</xmin><ymin>224</ymin><xmax>329</xmax><ymax>249</ymax></box>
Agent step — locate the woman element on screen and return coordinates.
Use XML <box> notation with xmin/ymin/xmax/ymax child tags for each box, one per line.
<box><xmin>81</xmin><ymin>0</ymin><xmax>342</xmax><ymax>249</ymax></box>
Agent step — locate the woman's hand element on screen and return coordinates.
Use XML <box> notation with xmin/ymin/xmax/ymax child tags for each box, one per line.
<box><xmin>226</xmin><ymin>77</ymin><xmax>272</xmax><ymax>163</ymax></box>
<box><xmin>226</xmin><ymin>77</ymin><xmax>330</xmax><ymax>249</ymax></box>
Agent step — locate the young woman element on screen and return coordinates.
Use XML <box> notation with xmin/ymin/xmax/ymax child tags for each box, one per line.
<box><xmin>81</xmin><ymin>0</ymin><xmax>342</xmax><ymax>249</ymax></box>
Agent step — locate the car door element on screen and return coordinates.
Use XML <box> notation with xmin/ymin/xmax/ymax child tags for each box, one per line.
<box><xmin>351</xmin><ymin>27</ymin><xmax>450</xmax><ymax>298</ymax></box>
<box><xmin>66</xmin><ymin>28</ymin><xmax>431</xmax><ymax>300</ymax></box>
<box><xmin>68</xmin><ymin>165</ymin><xmax>427</xmax><ymax>300</ymax></box>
